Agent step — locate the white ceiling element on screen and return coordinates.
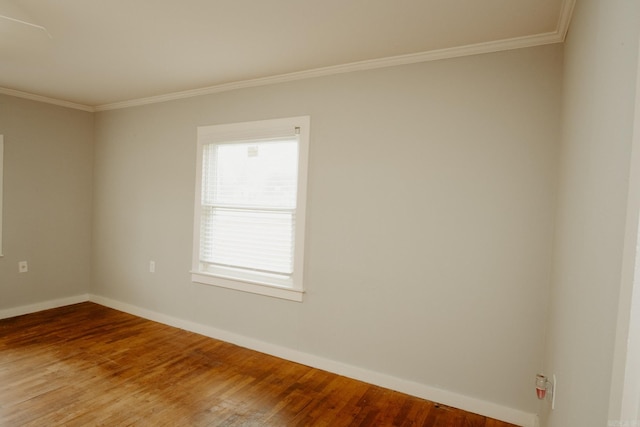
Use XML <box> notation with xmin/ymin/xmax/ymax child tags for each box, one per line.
<box><xmin>0</xmin><ymin>0</ymin><xmax>573</xmax><ymax>111</ymax></box>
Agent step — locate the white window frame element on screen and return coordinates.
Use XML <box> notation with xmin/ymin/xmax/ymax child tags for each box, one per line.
<box><xmin>191</xmin><ymin>117</ymin><xmax>310</xmax><ymax>302</ymax></box>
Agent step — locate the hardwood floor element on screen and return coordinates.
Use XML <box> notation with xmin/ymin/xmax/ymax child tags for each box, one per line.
<box><xmin>0</xmin><ymin>302</ymin><xmax>519</xmax><ymax>427</ymax></box>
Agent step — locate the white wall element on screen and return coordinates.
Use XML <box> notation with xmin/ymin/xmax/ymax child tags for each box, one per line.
<box><xmin>92</xmin><ymin>44</ymin><xmax>562</xmax><ymax>418</ymax></box>
<box><xmin>543</xmin><ymin>0</ymin><xmax>640</xmax><ymax>426</ymax></box>
<box><xmin>0</xmin><ymin>95</ymin><xmax>93</xmax><ymax>310</ymax></box>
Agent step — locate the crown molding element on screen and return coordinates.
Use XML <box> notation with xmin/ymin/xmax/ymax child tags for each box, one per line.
<box><xmin>2</xmin><ymin>0</ymin><xmax>574</xmax><ymax>113</ymax></box>
<box><xmin>557</xmin><ymin>0</ymin><xmax>576</xmax><ymax>41</ymax></box>
<box><xmin>95</xmin><ymin>31</ymin><xmax>566</xmax><ymax>112</ymax></box>
<box><xmin>0</xmin><ymin>86</ymin><xmax>94</xmax><ymax>112</ymax></box>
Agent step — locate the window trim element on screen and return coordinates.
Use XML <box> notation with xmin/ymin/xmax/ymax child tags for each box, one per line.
<box><xmin>191</xmin><ymin>117</ymin><xmax>310</xmax><ymax>302</ymax></box>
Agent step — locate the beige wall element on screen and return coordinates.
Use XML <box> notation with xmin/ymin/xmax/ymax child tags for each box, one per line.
<box><xmin>92</xmin><ymin>44</ymin><xmax>562</xmax><ymax>415</ymax></box>
<box><xmin>0</xmin><ymin>95</ymin><xmax>93</xmax><ymax>308</ymax></box>
<box><xmin>543</xmin><ymin>0</ymin><xmax>640</xmax><ymax>426</ymax></box>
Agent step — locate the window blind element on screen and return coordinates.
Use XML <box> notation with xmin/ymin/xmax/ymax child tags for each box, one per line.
<box><xmin>199</xmin><ymin>138</ymin><xmax>299</xmax><ymax>276</ymax></box>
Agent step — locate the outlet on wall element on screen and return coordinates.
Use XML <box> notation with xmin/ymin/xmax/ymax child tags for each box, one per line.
<box><xmin>149</xmin><ymin>261</ymin><xmax>155</xmax><ymax>273</ymax></box>
<box><xmin>18</xmin><ymin>261</ymin><xmax>28</xmax><ymax>273</ymax></box>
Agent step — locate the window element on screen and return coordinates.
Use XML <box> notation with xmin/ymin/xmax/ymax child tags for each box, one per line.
<box><xmin>192</xmin><ymin>117</ymin><xmax>310</xmax><ymax>301</ymax></box>
<box><xmin>0</xmin><ymin>135</ymin><xmax>3</xmax><ymax>257</ymax></box>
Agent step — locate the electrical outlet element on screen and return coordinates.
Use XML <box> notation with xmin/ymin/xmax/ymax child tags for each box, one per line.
<box><xmin>18</xmin><ymin>261</ymin><xmax>28</xmax><ymax>273</ymax></box>
<box><xmin>149</xmin><ymin>261</ymin><xmax>155</xmax><ymax>273</ymax></box>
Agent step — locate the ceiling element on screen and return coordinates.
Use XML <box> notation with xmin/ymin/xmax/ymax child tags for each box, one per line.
<box><xmin>0</xmin><ymin>0</ymin><xmax>573</xmax><ymax>111</ymax></box>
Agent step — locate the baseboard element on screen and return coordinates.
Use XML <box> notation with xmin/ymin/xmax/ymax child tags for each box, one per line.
<box><xmin>89</xmin><ymin>294</ymin><xmax>538</xmax><ymax>427</ymax></box>
<box><xmin>0</xmin><ymin>294</ymin><xmax>90</xmax><ymax>320</ymax></box>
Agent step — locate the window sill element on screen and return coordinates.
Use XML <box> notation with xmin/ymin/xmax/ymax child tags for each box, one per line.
<box><xmin>191</xmin><ymin>271</ymin><xmax>304</xmax><ymax>302</ymax></box>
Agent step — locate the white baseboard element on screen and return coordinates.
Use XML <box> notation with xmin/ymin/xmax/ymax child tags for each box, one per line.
<box><xmin>0</xmin><ymin>294</ymin><xmax>90</xmax><ymax>320</ymax></box>
<box><xmin>89</xmin><ymin>294</ymin><xmax>538</xmax><ymax>427</ymax></box>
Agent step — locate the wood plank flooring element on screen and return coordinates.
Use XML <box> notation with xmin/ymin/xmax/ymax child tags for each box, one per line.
<box><xmin>0</xmin><ymin>302</ymin><xmax>519</xmax><ymax>427</ymax></box>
